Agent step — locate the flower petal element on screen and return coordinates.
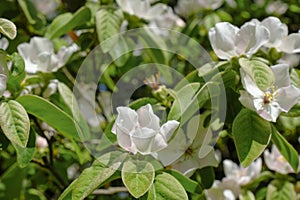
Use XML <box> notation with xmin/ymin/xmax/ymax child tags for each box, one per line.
<box><xmin>280</xmin><ymin>33</ymin><xmax>300</xmax><ymax>53</ymax></box>
<box><xmin>209</xmin><ymin>22</ymin><xmax>239</xmax><ymax>60</ymax></box>
<box><xmin>239</xmin><ymin>90</ymin><xmax>256</xmax><ymax>111</ymax></box>
<box><xmin>116</xmin><ymin>125</ymin><xmax>137</xmax><ymax>154</ymax></box>
<box><xmin>257</xmin><ymin>102</ymin><xmax>282</xmax><ymax>122</ymax></box>
<box><xmin>160</xmin><ymin>120</ymin><xmax>179</xmax><ymax>141</ymax></box>
<box><xmin>276</xmin><ymin>85</ymin><xmax>300</xmax><ymax>112</ymax></box>
<box><xmin>113</xmin><ymin>106</ymin><xmax>138</xmax><ymax>134</ymax></box>
<box><xmin>240</xmin><ymin>69</ymin><xmax>264</xmax><ymax>98</ymax></box>
<box><xmin>156</xmin><ymin>129</ymin><xmax>187</xmax><ymax>166</ymax></box>
<box><xmin>261</xmin><ymin>16</ymin><xmax>288</xmax><ymax>48</ymax></box>
<box><xmin>271</xmin><ymin>64</ymin><xmax>290</xmax><ymax>88</ymax></box>
<box><xmin>136</xmin><ymin>104</ymin><xmax>160</xmax><ymax>130</ymax></box>
<box><xmin>236</xmin><ymin>20</ymin><xmax>269</xmax><ymax>57</ymax></box>
<box><xmin>0</xmin><ymin>74</ymin><xmax>7</xmax><ymax>97</ymax></box>
<box><xmin>131</xmin><ymin>127</ymin><xmax>157</xmax><ymax>155</ymax></box>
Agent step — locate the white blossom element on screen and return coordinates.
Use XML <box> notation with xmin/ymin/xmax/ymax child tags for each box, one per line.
<box><xmin>0</xmin><ymin>37</ymin><xmax>9</xmax><ymax>50</ymax></box>
<box><xmin>112</xmin><ymin>104</ymin><xmax>179</xmax><ymax>155</ymax></box>
<box><xmin>32</xmin><ymin>0</ymin><xmax>59</xmax><ymax>19</ymax></box>
<box><xmin>260</xmin><ymin>16</ymin><xmax>300</xmax><ymax>53</ymax></box>
<box><xmin>209</xmin><ymin>21</ymin><xmax>269</xmax><ymax>60</ymax></box>
<box><xmin>206</xmin><ymin>180</ymin><xmax>240</xmax><ymax>200</ymax></box>
<box><xmin>175</xmin><ymin>0</ymin><xmax>224</xmax><ymax>16</ymax></box>
<box><xmin>239</xmin><ymin>64</ymin><xmax>300</xmax><ymax>122</ymax></box>
<box><xmin>264</xmin><ymin>145</ymin><xmax>299</xmax><ymax>174</ymax></box>
<box><xmin>223</xmin><ymin>158</ymin><xmax>262</xmax><ymax>185</ymax></box>
<box><xmin>0</xmin><ymin>74</ymin><xmax>7</xmax><ymax>97</ymax></box>
<box><xmin>17</xmin><ymin>37</ymin><xmax>79</xmax><ymax>74</ymax></box>
<box><xmin>156</xmin><ymin>114</ymin><xmax>219</xmax><ymax>177</ymax></box>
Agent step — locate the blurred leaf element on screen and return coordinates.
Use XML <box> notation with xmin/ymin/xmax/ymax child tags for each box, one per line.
<box><xmin>0</xmin><ymin>18</ymin><xmax>17</xmax><ymax>39</ymax></box>
<box><xmin>271</xmin><ymin>125</ymin><xmax>299</xmax><ymax>172</ymax></box>
<box><xmin>71</xmin><ymin>151</ymin><xmax>125</xmax><ymax>199</ymax></box>
<box><xmin>239</xmin><ymin>58</ymin><xmax>274</xmax><ymax>91</ymax></box>
<box><xmin>45</xmin><ymin>6</ymin><xmax>91</xmax><ymax>39</ymax></box>
<box><xmin>13</xmin><ymin>128</ymin><xmax>36</xmax><ymax>168</ymax></box>
<box><xmin>266</xmin><ymin>180</ymin><xmax>297</xmax><ymax>200</ymax></box>
<box><xmin>0</xmin><ymin>163</ymin><xmax>27</xmax><ymax>199</ymax></box>
<box><xmin>239</xmin><ymin>190</ymin><xmax>256</xmax><ymax>200</ymax></box>
<box><xmin>129</xmin><ymin>97</ymin><xmax>158</xmax><ymax>110</ymax></box>
<box><xmin>233</xmin><ymin>109</ymin><xmax>271</xmax><ymax>167</ymax></box>
<box><xmin>7</xmin><ymin>53</ymin><xmax>26</xmax><ymax>92</ymax></box>
<box><xmin>122</xmin><ymin>160</ymin><xmax>155</xmax><ymax>198</ymax></box>
<box><xmin>17</xmin><ymin>0</ymin><xmax>46</xmax><ymax>34</ymax></box>
<box><xmin>58</xmin><ymin>82</ymin><xmax>90</xmax><ymax>140</ymax></box>
<box><xmin>109</xmin><ymin>36</ymin><xmax>130</xmax><ymax>67</ymax></box>
<box><xmin>95</xmin><ymin>8</ymin><xmax>123</xmax><ymax>52</ymax></box>
<box><xmin>0</xmin><ymin>100</ymin><xmax>30</xmax><ymax>148</ymax></box>
<box><xmin>152</xmin><ymin>172</ymin><xmax>188</xmax><ymax>200</ymax></box>
<box><xmin>17</xmin><ymin>95</ymin><xmax>82</xmax><ymax>140</ymax></box>
<box><xmin>197</xmin><ymin>167</ymin><xmax>215</xmax><ymax>189</ymax></box>
<box><xmin>165</xmin><ymin>169</ymin><xmax>203</xmax><ymax>194</ymax></box>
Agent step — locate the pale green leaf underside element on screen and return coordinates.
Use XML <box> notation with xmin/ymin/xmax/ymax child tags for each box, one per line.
<box><xmin>0</xmin><ymin>18</ymin><xmax>17</xmax><ymax>39</ymax></box>
<box><xmin>0</xmin><ymin>100</ymin><xmax>30</xmax><ymax>148</ymax></box>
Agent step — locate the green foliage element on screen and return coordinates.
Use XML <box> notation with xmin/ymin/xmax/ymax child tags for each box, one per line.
<box><xmin>233</xmin><ymin>109</ymin><xmax>271</xmax><ymax>167</ymax></box>
<box><xmin>0</xmin><ymin>18</ymin><xmax>17</xmax><ymax>39</ymax></box>
<box><xmin>0</xmin><ymin>100</ymin><xmax>30</xmax><ymax>148</ymax></box>
<box><xmin>122</xmin><ymin>160</ymin><xmax>155</xmax><ymax>198</ymax></box>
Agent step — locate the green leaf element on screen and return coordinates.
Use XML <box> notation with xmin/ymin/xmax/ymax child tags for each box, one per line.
<box><xmin>17</xmin><ymin>0</ymin><xmax>46</xmax><ymax>34</ymax></box>
<box><xmin>45</xmin><ymin>6</ymin><xmax>91</xmax><ymax>39</ymax></box>
<box><xmin>7</xmin><ymin>53</ymin><xmax>26</xmax><ymax>92</ymax></box>
<box><xmin>95</xmin><ymin>8</ymin><xmax>123</xmax><ymax>52</ymax></box>
<box><xmin>239</xmin><ymin>58</ymin><xmax>274</xmax><ymax>91</ymax></box>
<box><xmin>0</xmin><ymin>100</ymin><xmax>30</xmax><ymax>148</ymax></box>
<box><xmin>165</xmin><ymin>169</ymin><xmax>203</xmax><ymax>194</ymax></box>
<box><xmin>153</xmin><ymin>172</ymin><xmax>188</xmax><ymax>200</ymax></box>
<box><xmin>72</xmin><ymin>151</ymin><xmax>125</xmax><ymax>199</ymax></box>
<box><xmin>239</xmin><ymin>191</ymin><xmax>256</xmax><ymax>200</ymax></box>
<box><xmin>0</xmin><ymin>18</ymin><xmax>17</xmax><ymax>39</ymax></box>
<box><xmin>232</xmin><ymin>109</ymin><xmax>271</xmax><ymax>167</ymax></box>
<box><xmin>122</xmin><ymin>160</ymin><xmax>155</xmax><ymax>198</ymax></box>
<box><xmin>266</xmin><ymin>180</ymin><xmax>297</xmax><ymax>200</ymax></box>
<box><xmin>109</xmin><ymin>36</ymin><xmax>130</xmax><ymax>67</ymax></box>
<box><xmin>129</xmin><ymin>97</ymin><xmax>158</xmax><ymax>110</ymax></box>
<box><xmin>58</xmin><ymin>179</ymin><xmax>78</xmax><ymax>200</ymax></box>
<box><xmin>16</xmin><ymin>95</ymin><xmax>82</xmax><ymax>141</ymax></box>
<box><xmin>13</xmin><ymin>128</ymin><xmax>36</xmax><ymax>168</ymax></box>
<box><xmin>197</xmin><ymin>167</ymin><xmax>215</xmax><ymax>189</ymax></box>
<box><xmin>57</xmin><ymin>82</ymin><xmax>90</xmax><ymax>140</ymax></box>
<box><xmin>271</xmin><ymin>125</ymin><xmax>299</xmax><ymax>172</ymax></box>
<box><xmin>168</xmin><ymin>82</ymin><xmax>218</xmax><ymax>125</ymax></box>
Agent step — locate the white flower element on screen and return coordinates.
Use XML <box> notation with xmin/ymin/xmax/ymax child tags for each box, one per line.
<box><xmin>32</xmin><ymin>0</ymin><xmax>59</xmax><ymax>19</ymax></box>
<box><xmin>266</xmin><ymin>1</ymin><xmax>288</xmax><ymax>15</ymax></box>
<box><xmin>36</xmin><ymin>135</ymin><xmax>48</xmax><ymax>148</ymax></box>
<box><xmin>156</xmin><ymin>114</ymin><xmax>219</xmax><ymax>177</ymax></box>
<box><xmin>116</xmin><ymin>0</ymin><xmax>167</xmax><ymax>20</ymax></box>
<box><xmin>175</xmin><ymin>0</ymin><xmax>224</xmax><ymax>16</ymax></box>
<box><xmin>0</xmin><ymin>37</ymin><xmax>9</xmax><ymax>50</ymax></box>
<box><xmin>17</xmin><ymin>37</ymin><xmax>79</xmax><ymax>74</ymax></box>
<box><xmin>0</xmin><ymin>74</ymin><xmax>7</xmax><ymax>97</ymax></box>
<box><xmin>206</xmin><ymin>180</ymin><xmax>241</xmax><ymax>200</ymax></box>
<box><xmin>264</xmin><ymin>145</ymin><xmax>299</xmax><ymax>174</ymax></box>
<box><xmin>278</xmin><ymin>53</ymin><xmax>300</xmax><ymax>68</ymax></box>
<box><xmin>239</xmin><ymin>64</ymin><xmax>300</xmax><ymax>122</ymax></box>
<box><xmin>148</xmin><ymin>7</ymin><xmax>185</xmax><ymax>36</ymax></box>
<box><xmin>209</xmin><ymin>21</ymin><xmax>269</xmax><ymax>60</ymax></box>
<box><xmin>43</xmin><ymin>79</ymin><xmax>59</xmax><ymax>98</ymax></box>
<box><xmin>112</xmin><ymin>104</ymin><xmax>179</xmax><ymax>155</ymax></box>
<box><xmin>260</xmin><ymin>16</ymin><xmax>300</xmax><ymax>53</ymax></box>
<box><xmin>223</xmin><ymin>158</ymin><xmax>262</xmax><ymax>185</ymax></box>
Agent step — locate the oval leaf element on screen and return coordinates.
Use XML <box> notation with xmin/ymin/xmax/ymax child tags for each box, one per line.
<box><xmin>239</xmin><ymin>58</ymin><xmax>274</xmax><ymax>91</ymax></box>
<box><xmin>45</xmin><ymin>7</ymin><xmax>91</xmax><ymax>39</ymax></box>
<box><xmin>122</xmin><ymin>160</ymin><xmax>155</xmax><ymax>198</ymax></box>
<box><xmin>233</xmin><ymin>109</ymin><xmax>271</xmax><ymax>167</ymax></box>
<box><xmin>266</xmin><ymin>181</ymin><xmax>297</xmax><ymax>200</ymax></box>
<box><xmin>0</xmin><ymin>18</ymin><xmax>17</xmax><ymax>39</ymax></box>
<box><xmin>16</xmin><ymin>95</ymin><xmax>82</xmax><ymax>141</ymax></box>
<box><xmin>271</xmin><ymin>125</ymin><xmax>299</xmax><ymax>172</ymax></box>
<box><xmin>72</xmin><ymin>151</ymin><xmax>125</xmax><ymax>199</ymax></box>
<box><xmin>0</xmin><ymin>100</ymin><xmax>30</xmax><ymax>148</ymax></box>
<box><xmin>153</xmin><ymin>172</ymin><xmax>188</xmax><ymax>200</ymax></box>
<box><xmin>13</xmin><ymin>128</ymin><xmax>36</xmax><ymax>168</ymax></box>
